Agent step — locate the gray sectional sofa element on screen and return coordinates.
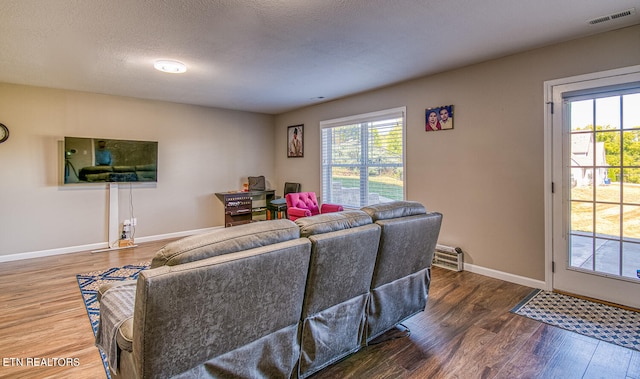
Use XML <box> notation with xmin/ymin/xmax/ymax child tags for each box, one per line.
<box><xmin>96</xmin><ymin>201</ymin><xmax>442</xmax><ymax>379</ymax></box>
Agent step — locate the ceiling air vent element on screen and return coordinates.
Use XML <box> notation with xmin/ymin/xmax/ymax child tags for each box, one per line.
<box><xmin>588</xmin><ymin>8</ymin><xmax>636</xmax><ymax>25</ymax></box>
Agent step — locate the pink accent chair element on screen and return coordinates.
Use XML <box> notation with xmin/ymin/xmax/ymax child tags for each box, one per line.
<box><xmin>285</xmin><ymin>192</ymin><xmax>344</xmax><ymax>221</ymax></box>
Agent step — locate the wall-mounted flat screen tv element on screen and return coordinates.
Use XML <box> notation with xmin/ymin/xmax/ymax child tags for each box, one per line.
<box><xmin>63</xmin><ymin>137</ymin><xmax>158</xmax><ymax>184</ymax></box>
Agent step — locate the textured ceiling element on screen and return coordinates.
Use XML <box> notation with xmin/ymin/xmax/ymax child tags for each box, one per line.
<box><xmin>1</xmin><ymin>0</ymin><xmax>639</xmax><ymax>114</ymax></box>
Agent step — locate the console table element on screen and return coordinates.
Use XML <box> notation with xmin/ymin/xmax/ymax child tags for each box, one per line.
<box><xmin>215</xmin><ymin>190</ymin><xmax>275</xmax><ymax>227</ymax></box>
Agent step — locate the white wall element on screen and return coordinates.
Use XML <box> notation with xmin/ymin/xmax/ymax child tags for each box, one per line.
<box><xmin>0</xmin><ymin>84</ymin><xmax>275</xmax><ymax>257</ymax></box>
<box><xmin>274</xmin><ymin>25</ymin><xmax>640</xmax><ymax>281</ymax></box>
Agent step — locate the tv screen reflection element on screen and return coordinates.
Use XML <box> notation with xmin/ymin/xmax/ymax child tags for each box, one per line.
<box><xmin>64</xmin><ymin>137</ymin><xmax>158</xmax><ymax>184</ymax></box>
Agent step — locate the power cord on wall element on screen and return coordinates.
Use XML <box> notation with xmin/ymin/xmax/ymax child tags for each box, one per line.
<box><xmin>128</xmin><ymin>182</ymin><xmax>136</xmax><ymax>240</ymax></box>
<box><xmin>116</xmin><ymin>183</ymin><xmax>136</xmax><ymax>248</ymax></box>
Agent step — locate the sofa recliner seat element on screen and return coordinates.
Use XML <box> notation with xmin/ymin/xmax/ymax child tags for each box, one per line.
<box><xmin>361</xmin><ymin>201</ymin><xmax>443</xmax><ymax>341</ymax></box>
<box><xmin>293</xmin><ymin>210</ymin><xmax>381</xmax><ymax>378</ymax></box>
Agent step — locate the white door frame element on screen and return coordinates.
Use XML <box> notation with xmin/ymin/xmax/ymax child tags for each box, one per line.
<box><xmin>544</xmin><ymin>64</ymin><xmax>640</xmax><ymax>294</ymax></box>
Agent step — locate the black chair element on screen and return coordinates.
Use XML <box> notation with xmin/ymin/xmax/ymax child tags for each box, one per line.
<box><xmin>268</xmin><ymin>182</ymin><xmax>301</xmax><ymax>219</ymax></box>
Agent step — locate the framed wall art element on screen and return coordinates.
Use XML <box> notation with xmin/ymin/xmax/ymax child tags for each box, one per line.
<box><xmin>425</xmin><ymin>105</ymin><xmax>454</xmax><ymax>132</ymax></box>
<box><xmin>287</xmin><ymin>124</ymin><xmax>304</xmax><ymax>157</ymax></box>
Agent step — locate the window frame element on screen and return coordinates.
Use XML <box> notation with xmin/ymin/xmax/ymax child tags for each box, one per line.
<box><xmin>320</xmin><ymin>106</ymin><xmax>406</xmax><ymax>208</ymax></box>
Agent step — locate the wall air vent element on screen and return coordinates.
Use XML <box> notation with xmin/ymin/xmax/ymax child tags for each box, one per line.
<box><xmin>433</xmin><ymin>244</ymin><xmax>464</xmax><ymax>272</ymax></box>
<box><xmin>588</xmin><ymin>8</ymin><xmax>636</xmax><ymax>25</ymax></box>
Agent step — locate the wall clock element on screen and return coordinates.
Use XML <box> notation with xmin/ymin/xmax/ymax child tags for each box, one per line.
<box><xmin>0</xmin><ymin>123</ymin><xmax>8</xmax><ymax>143</ymax></box>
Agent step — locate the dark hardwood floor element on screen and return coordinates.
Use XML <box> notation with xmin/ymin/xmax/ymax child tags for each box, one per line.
<box><xmin>0</xmin><ymin>240</ymin><xmax>638</xmax><ymax>379</ymax></box>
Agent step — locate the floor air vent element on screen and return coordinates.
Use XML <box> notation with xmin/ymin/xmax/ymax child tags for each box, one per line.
<box><xmin>433</xmin><ymin>244</ymin><xmax>463</xmax><ymax>272</ymax></box>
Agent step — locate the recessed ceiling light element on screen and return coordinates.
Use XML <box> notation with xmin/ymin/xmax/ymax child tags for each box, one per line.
<box><xmin>154</xmin><ymin>60</ymin><xmax>187</xmax><ymax>74</ymax></box>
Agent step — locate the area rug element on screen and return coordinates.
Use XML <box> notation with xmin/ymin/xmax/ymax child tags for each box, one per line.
<box><xmin>511</xmin><ymin>289</ymin><xmax>640</xmax><ymax>351</ymax></box>
<box><xmin>76</xmin><ymin>262</ymin><xmax>150</xmax><ymax>379</ymax></box>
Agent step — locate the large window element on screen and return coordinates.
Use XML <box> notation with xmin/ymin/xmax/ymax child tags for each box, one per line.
<box><xmin>320</xmin><ymin>107</ymin><xmax>405</xmax><ymax>207</ymax></box>
<box><xmin>567</xmin><ymin>87</ymin><xmax>640</xmax><ymax>279</ymax></box>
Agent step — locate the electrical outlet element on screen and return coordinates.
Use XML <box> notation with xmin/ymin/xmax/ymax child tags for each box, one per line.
<box><xmin>132</xmin><ymin>218</ymin><xmax>137</xmax><ymax>226</ymax></box>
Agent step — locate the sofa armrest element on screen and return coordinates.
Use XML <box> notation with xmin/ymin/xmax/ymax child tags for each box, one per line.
<box><xmin>288</xmin><ymin>207</ymin><xmax>312</xmax><ymax>219</ymax></box>
<box><xmin>95</xmin><ymin>281</ymin><xmax>137</xmax><ymax>373</ymax></box>
<box><xmin>97</xmin><ymin>279</ymin><xmax>137</xmax><ymax>302</ymax></box>
<box><xmin>116</xmin><ymin>317</ymin><xmax>134</xmax><ymax>353</ymax></box>
<box><xmin>321</xmin><ymin>203</ymin><xmax>343</xmax><ymax>214</ymax></box>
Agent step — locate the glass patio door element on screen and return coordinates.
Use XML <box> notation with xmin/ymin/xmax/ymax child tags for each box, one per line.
<box><xmin>550</xmin><ymin>68</ymin><xmax>640</xmax><ymax>309</ymax></box>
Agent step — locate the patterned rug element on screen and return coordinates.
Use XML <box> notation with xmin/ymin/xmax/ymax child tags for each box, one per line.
<box><xmin>76</xmin><ymin>262</ymin><xmax>150</xmax><ymax>379</ymax></box>
<box><xmin>511</xmin><ymin>289</ymin><xmax>640</xmax><ymax>351</ymax></box>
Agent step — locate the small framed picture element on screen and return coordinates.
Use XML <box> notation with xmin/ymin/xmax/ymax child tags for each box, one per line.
<box><xmin>426</xmin><ymin>105</ymin><xmax>454</xmax><ymax>132</ymax></box>
<box><xmin>288</xmin><ymin>124</ymin><xmax>304</xmax><ymax>158</ymax></box>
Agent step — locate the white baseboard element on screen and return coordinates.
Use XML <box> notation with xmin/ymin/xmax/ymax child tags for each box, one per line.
<box><xmin>463</xmin><ymin>262</ymin><xmax>546</xmax><ymax>289</ymax></box>
<box><xmin>0</xmin><ymin>242</ymin><xmax>110</xmax><ymax>263</ymax></box>
<box><xmin>132</xmin><ymin>226</ymin><xmax>222</xmax><ymax>244</ymax></box>
<box><xmin>0</xmin><ymin>226</ymin><xmax>222</xmax><ymax>263</ymax></box>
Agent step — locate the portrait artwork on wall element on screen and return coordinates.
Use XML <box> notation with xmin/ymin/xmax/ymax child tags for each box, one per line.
<box><xmin>287</xmin><ymin>124</ymin><xmax>304</xmax><ymax>158</ymax></box>
<box><xmin>425</xmin><ymin>105</ymin><xmax>454</xmax><ymax>132</ymax></box>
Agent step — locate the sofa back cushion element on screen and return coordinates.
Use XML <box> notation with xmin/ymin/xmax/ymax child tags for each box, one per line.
<box><xmin>294</xmin><ymin>210</ymin><xmax>379</xmax><ymax>316</ymax></box>
<box><xmin>361</xmin><ymin>201</ymin><xmax>443</xmax><ymax>287</ymax></box>
<box><xmin>151</xmin><ymin>219</ymin><xmax>299</xmax><ymax>268</ymax></box>
<box><xmin>295</xmin><ymin>210</ymin><xmax>372</xmax><ymax>237</ymax></box>
<box><xmin>361</xmin><ymin>200</ymin><xmax>427</xmax><ymax>221</ymax></box>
